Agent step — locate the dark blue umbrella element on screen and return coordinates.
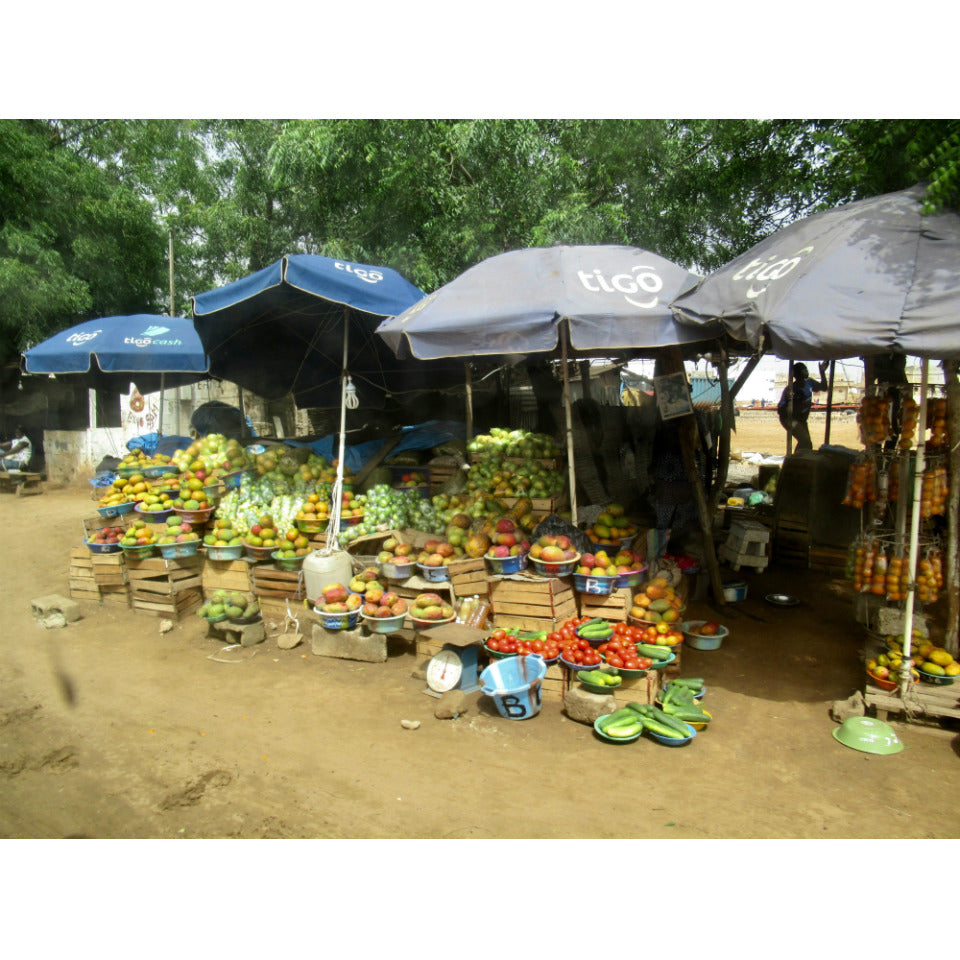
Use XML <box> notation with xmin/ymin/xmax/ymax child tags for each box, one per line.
<box><xmin>22</xmin><ymin>314</ymin><xmax>209</xmax><ymax>393</ymax></box>
<box><xmin>191</xmin><ymin>253</ymin><xmax>464</xmax><ymax>409</ymax></box>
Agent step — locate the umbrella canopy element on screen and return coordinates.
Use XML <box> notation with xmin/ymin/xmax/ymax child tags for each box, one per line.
<box><xmin>670</xmin><ymin>185</ymin><xmax>960</xmax><ymax>361</ymax></box>
<box><xmin>21</xmin><ymin>314</ymin><xmax>210</xmax><ymax>392</ymax></box>
<box><xmin>191</xmin><ymin>253</ymin><xmax>464</xmax><ymax>408</ymax></box>
<box><xmin>376</xmin><ymin>244</ymin><xmax>707</xmax><ymax>361</ymax></box>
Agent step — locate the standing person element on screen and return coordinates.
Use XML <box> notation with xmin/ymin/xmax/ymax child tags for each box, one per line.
<box><xmin>0</xmin><ymin>426</ymin><xmax>32</xmax><ymax>471</ymax></box>
<box><xmin>777</xmin><ymin>362</ymin><xmax>829</xmax><ymax>451</ymax></box>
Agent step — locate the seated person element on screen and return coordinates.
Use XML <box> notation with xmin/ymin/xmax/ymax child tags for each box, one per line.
<box><xmin>0</xmin><ymin>426</ymin><xmax>32</xmax><ymax>472</ymax></box>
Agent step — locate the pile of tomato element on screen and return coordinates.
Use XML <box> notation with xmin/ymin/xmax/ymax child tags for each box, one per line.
<box><xmin>485</xmin><ymin>628</ymin><xmax>562</xmax><ymax>661</ymax></box>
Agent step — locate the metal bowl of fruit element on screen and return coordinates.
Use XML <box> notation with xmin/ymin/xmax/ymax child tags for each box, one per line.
<box><xmin>681</xmin><ymin>620</ymin><xmax>729</xmax><ymax>650</ymax></box>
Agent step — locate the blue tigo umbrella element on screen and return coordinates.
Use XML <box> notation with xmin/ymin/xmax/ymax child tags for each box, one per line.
<box><xmin>191</xmin><ymin>253</ymin><xmax>463</xmax><ymax>409</ymax></box>
<box><xmin>22</xmin><ymin>314</ymin><xmax>210</xmax><ymax>392</ymax></box>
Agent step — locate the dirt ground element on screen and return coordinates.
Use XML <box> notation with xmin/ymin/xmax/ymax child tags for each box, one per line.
<box><xmin>2</xmin><ymin>413</ymin><xmax>959</xmax><ymax>841</ymax></box>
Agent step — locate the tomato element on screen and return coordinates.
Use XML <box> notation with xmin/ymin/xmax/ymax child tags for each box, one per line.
<box><xmin>487</xmin><ymin>638</ymin><xmax>500</xmax><ymax>651</ymax></box>
<box><xmin>606</xmin><ymin>655</ymin><xmax>624</xmax><ymax>668</ymax></box>
<box><xmin>623</xmin><ymin>658</ymin><xmax>641</xmax><ymax>670</ymax></box>
<box><xmin>492</xmin><ymin>628</ymin><xmax>507</xmax><ymax>642</ymax></box>
<box><xmin>530</xmin><ymin>639</ymin><xmax>544</xmax><ymax>653</ymax></box>
<box><xmin>636</xmin><ymin>657</ymin><xmax>653</xmax><ymax>669</ymax></box>
<box><xmin>613</xmin><ymin>622</ymin><xmax>629</xmax><ymax>636</ymax></box>
<box><xmin>548</xmin><ymin>632</ymin><xmax>563</xmax><ymax>645</ymax></box>
<box><xmin>582</xmin><ymin>651</ymin><xmax>602</xmax><ymax>665</ymax></box>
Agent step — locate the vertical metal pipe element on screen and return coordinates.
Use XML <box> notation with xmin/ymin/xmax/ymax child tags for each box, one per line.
<box><xmin>899</xmin><ymin>358</ymin><xmax>929</xmax><ymax>698</ymax></box>
<box><xmin>561</xmin><ymin>323</ymin><xmax>578</xmax><ymax>525</ymax></box>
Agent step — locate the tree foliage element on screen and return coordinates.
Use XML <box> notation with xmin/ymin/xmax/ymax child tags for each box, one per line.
<box><xmin>2</xmin><ymin>118</ymin><xmax>958</xmax><ymax>368</ymax></box>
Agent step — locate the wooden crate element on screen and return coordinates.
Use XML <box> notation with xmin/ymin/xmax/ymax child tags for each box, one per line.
<box><xmin>252</xmin><ymin>564</ymin><xmax>305</xmax><ymax>601</ymax></box>
<box><xmin>427</xmin><ymin>459</ymin><xmax>461</xmax><ymax>493</ymax></box>
<box><xmin>448</xmin><ymin>557</ymin><xmax>487</xmax><ymax>599</ymax></box>
<box><xmin>488</xmin><ymin>573</ymin><xmax>577</xmax><ymax>629</ymax></box>
<box><xmin>201</xmin><ymin>558</ymin><xmax>254</xmax><ymax>594</ymax></box>
<box><xmin>132</xmin><ymin>587</ymin><xmax>202</xmax><ymax>619</ymax></box>
<box><xmin>578</xmin><ymin>586</ymin><xmax>634</xmax><ymax>622</ymax></box>
<box><xmin>609</xmin><ymin>669</ymin><xmax>662</xmax><ymax>707</ymax></box>
<box><xmin>91</xmin><ymin>552</ymin><xmax>127</xmax><ymax>587</ymax></box>
<box><xmin>68</xmin><ymin>547</ymin><xmax>101</xmax><ymax>601</ymax></box>
<box><xmin>866</xmin><ymin>680</ymin><xmax>960</xmax><ymax>722</ymax></box>
<box><xmin>541</xmin><ymin>661</ymin><xmax>569</xmax><ymax>702</ymax></box>
<box><xmin>126</xmin><ymin>555</ymin><xmax>203</xmax><ymax>602</ymax></box>
<box><xmin>99</xmin><ymin>584</ymin><xmax>130</xmax><ymax>606</ymax></box>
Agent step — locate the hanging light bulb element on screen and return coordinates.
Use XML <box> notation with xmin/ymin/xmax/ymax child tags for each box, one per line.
<box><xmin>344</xmin><ymin>375</ymin><xmax>359</xmax><ymax>410</ymax></box>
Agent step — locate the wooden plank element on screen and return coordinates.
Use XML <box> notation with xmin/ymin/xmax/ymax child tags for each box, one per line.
<box><xmin>491</xmin><ymin>597</ymin><xmax>578</xmax><ymax>621</ymax></box>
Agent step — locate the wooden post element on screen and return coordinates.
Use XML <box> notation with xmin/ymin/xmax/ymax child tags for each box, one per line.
<box><xmin>785</xmin><ymin>360</ymin><xmax>794</xmax><ymax>456</ymax></box>
<box><xmin>664</xmin><ymin>347</ymin><xmax>726</xmax><ymax>608</ymax></box>
<box><xmin>943</xmin><ymin>358</ymin><xmax>959</xmax><ymax>656</ymax></box>
<box><xmin>710</xmin><ymin>345</ymin><xmax>732</xmax><ymax>518</ymax></box>
<box><xmin>824</xmin><ymin>360</ymin><xmax>836</xmax><ymax>446</ymax></box>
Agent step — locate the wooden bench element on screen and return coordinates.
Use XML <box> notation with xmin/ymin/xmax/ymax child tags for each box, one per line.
<box><xmin>0</xmin><ymin>471</ymin><xmax>44</xmax><ymax>495</ymax></box>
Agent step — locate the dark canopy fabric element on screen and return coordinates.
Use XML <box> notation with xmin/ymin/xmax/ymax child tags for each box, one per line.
<box><xmin>21</xmin><ymin>314</ymin><xmax>209</xmax><ymax>392</ymax></box>
<box><xmin>376</xmin><ymin>245</ymin><xmax>709</xmax><ymax>361</ymax></box>
<box><xmin>671</xmin><ymin>185</ymin><xmax>960</xmax><ymax>361</ymax></box>
<box><xmin>191</xmin><ymin>254</ymin><xmax>466</xmax><ymax>408</ymax></box>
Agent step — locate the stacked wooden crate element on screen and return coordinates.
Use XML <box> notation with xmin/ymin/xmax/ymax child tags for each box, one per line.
<box><xmin>126</xmin><ymin>555</ymin><xmax>203</xmax><ymax>619</ymax></box>
<box><xmin>578</xmin><ymin>586</ymin><xmax>634</xmax><ymax>622</ymax></box>
<box><xmin>487</xmin><ymin>573</ymin><xmax>577</xmax><ymax>633</ymax></box>
<box><xmin>68</xmin><ymin>547</ymin><xmax>100</xmax><ymax>601</ymax></box>
<box><xmin>91</xmin><ymin>553</ymin><xmax>130</xmax><ymax>606</ymax></box>
<box><xmin>447</xmin><ymin>557</ymin><xmax>487</xmax><ymax>600</ymax></box>
<box><xmin>201</xmin><ymin>557</ymin><xmax>254</xmax><ymax>597</ymax></box>
<box><xmin>252</xmin><ymin>563</ymin><xmax>305</xmax><ymax>602</ymax></box>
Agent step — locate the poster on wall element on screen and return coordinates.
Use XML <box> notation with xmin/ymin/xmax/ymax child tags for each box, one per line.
<box><xmin>654</xmin><ymin>372</ymin><xmax>694</xmax><ymax>421</ymax></box>
<box><xmin>120</xmin><ymin>384</ymin><xmax>160</xmax><ymax>445</ymax></box>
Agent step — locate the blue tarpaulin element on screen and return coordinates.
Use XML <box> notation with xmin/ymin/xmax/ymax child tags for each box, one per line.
<box><xmin>291</xmin><ymin>420</ymin><xmax>465</xmax><ymax>474</ymax></box>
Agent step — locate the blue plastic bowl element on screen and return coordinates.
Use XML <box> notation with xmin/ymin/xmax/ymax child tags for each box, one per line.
<box><xmin>416</xmin><ymin>563</ymin><xmax>451</xmax><ymax>582</ymax></box>
<box><xmin>204</xmin><ymin>544</ymin><xmax>245</xmax><ymax>561</ymax></box>
<box><xmin>85</xmin><ymin>539</ymin><xmax>123</xmax><ymax>554</ymax></box>
<box><xmin>594</xmin><ymin>714</ymin><xmax>644</xmax><ymax>743</ymax></box>
<box><xmin>158</xmin><ymin>540</ymin><xmax>201</xmax><ymax>559</ymax></box>
<box><xmin>135</xmin><ymin>504</ymin><xmax>174</xmax><ymax>523</ymax></box>
<box><xmin>573</xmin><ymin>572</ymin><xmax>619</xmax><ymax>595</ymax></box>
<box><xmin>529</xmin><ymin>554</ymin><xmax>580</xmax><ymax>578</ymax></box>
<box><xmin>97</xmin><ymin>501</ymin><xmax>136</xmax><ymax>519</ymax></box>
<box><xmin>647</xmin><ymin>722</ymin><xmax>697</xmax><ymax>746</ymax></box>
<box><xmin>484</xmin><ymin>552</ymin><xmax>529</xmax><ymax>575</ymax></box>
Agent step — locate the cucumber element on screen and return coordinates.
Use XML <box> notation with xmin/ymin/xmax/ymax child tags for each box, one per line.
<box><xmin>649</xmin><ymin>706</ymin><xmax>694</xmax><ymax>737</ymax></box>
<box><xmin>598</xmin><ymin>708</ymin><xmax>639</xmax><ymax>731</ymax></box>
<box><xmin>672</xmin><ymin>678</ymin><xmax>705</xmax><ymax>689</ymax></box>
<box><xmin>626</xmin><ymin>701</ymin><xmax>653</xmax><ymax>717</ymax></box>
<box><xmin>603</xmin><ymin>722</ymin><xmax>643</xmax><ymax>738</ymax></box>
<box><xmin>672</xmin><ymin>710</ymin><xmax>710</xmax><ymax>724</ymax></box>
<box><xmin>641</xmin><ymin>718</ymin><xmax>687</xmax><ymax>739</ymax></box>
<box><xmin>636</xmin><ymin>643</ymin><xmax>673</xmax><ymax>661</ymax></box>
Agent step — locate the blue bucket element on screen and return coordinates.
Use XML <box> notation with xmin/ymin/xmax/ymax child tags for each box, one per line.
<box><xmin>480</xmin><ymin>653</ymin><xmax>547</xmax><ymax>720</ymax></box>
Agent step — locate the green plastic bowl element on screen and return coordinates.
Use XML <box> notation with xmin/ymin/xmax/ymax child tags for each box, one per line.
<box><xmin>831</xmin><ymin>717</ymin><xmax>904</xmax><ymax>755</ymax></box>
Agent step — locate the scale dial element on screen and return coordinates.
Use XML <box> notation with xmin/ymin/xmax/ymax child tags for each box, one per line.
<box><xmin>426</xmin><ymin>648</ymin><xmax>462</xmax><ymax>693</ymax></box>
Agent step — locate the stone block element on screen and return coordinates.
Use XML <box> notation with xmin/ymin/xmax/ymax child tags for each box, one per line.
<box><xmin>310</xmin><ymin>624</ymin><xmax>387</xmax><ymax>662</ymax></box>
<box><xmin>211</xmin><ymin>619</ymin><xmax>267</xmax><ymax>647</ymax></box>
<box><xmin>562</xmin><ymin>684</ymin><xmax>616</xmax><ymax>724</ymax></box>
<box><xmin>31</xmin><ymin>594</ymin><xmax>81</xmax><ymax>623</ymax></box>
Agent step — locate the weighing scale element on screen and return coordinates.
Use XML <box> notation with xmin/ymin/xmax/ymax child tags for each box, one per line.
<box><xmin>422</xmin><ymin>625</ymin><xmax>483</xmax><ymax>698</ymax></box>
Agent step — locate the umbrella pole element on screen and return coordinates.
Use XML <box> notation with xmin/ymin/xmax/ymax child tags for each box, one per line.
<box><xmin>785</xmin><ymin>360</ymin><xmax>794</xmax><ymax>456</ymax></box>
<box><xmin>898</xmin><ymin>358</ymin><xmax>929</xmax><ymax>698</ymax></box>
<box><xmin>561</xmin><ymin>323</ymin><xmax>578</xmax><ymax>525</ymax></box>
<box><xmin>158</xmin><ymin>373</ymin><xmax>165</xmax><ymax>440</ymax></box>
<box><xmin>824</xmin><ymin>361</ymin><xmax>835</xmax><ymax>445</ymax></box>
<box><xmin>325</xmin><ymin>319</ymin><xmax>350</xmax><ymax>556</ymax></box>
<box><xmin>465</xmin><ymin>363</ymin><xmax>473</xmax><ymax>444</ymax></box>
<box><xmin>944</xmin><ymin>359</ymin><xmax>960</xmax><ymax>657</ymax></box>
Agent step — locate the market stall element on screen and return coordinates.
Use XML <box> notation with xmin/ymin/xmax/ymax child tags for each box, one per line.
<box><xmin>672</xmin><ymin>184</ymin><xmax>960</xmax><ymax>719</ymax></box>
